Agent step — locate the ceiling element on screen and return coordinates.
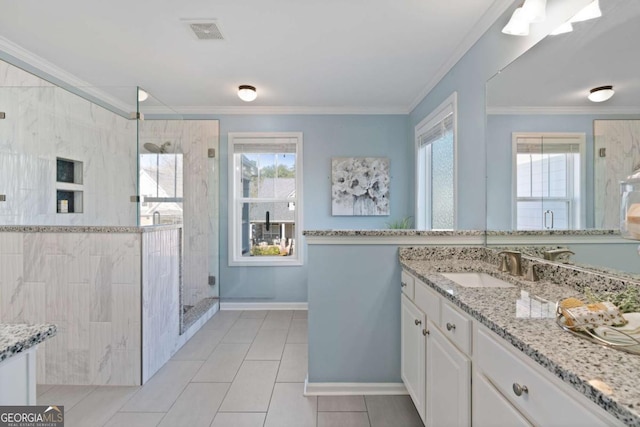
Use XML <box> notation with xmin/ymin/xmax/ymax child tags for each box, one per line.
<box><xmin>487</xmin><ymin>0</ymin><xmax>640</xmax><ymax>113</ymax></box>
<box><xmin>0</xmin><ymin>0</ymin><xmax>508</xmax><ymax>114</ymax></box>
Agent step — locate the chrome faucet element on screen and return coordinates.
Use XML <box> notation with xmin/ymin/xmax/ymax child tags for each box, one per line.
<box><xmin>543</xmin><ymin>248</ymin><xmax>575</xmax><ymax>261</ymax></box>
<box><xmin>153</xmin><ymin>211</ymin><xmax>161</xmax><ymax>225</ymax></box>
<box><xmin>498</xmin><ymin>250</ymin><xmax>523</xmax><ymax>276</ymax></box>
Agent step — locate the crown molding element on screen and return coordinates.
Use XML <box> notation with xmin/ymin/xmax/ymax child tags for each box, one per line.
<box><xmin>407</xmin><ymin>0</ymin><xmax>515</xmax><ymax>113</ymax></box>
<box><xmin>487</xmin><ymin>106</ymin><xmax>640</xmax><ymax>115</ymax></box>
<box><xmin>144</xmin><ymin>105</ymin><xmax>409</xmax><ymax>116</ymax></box>
<box><xmin>0</xmin><ymin>36</ymin><xmax>135</xmax><ymax>115</ymax></box>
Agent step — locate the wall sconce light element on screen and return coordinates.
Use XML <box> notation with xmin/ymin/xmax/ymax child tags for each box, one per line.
<box><xmin>238</xmin><ymin>85</ymin><xmax>257</xmax><ymax>102</ymax></box>
<box><xmin>588</xmin><ymin>85</ymin><xmax>615</xmax><ymax>103</ymax></box>
<box><xmin>550</xmin><ymin>21</ymin><xmax>573</xmax><ymax>35</ymax></box>
<box><xmin>570</xmin><ymin>0</ymin><xmax>601</xmax><ymax>23</ymax></box>
<box><xmin>502</xmin><ymin>7</ymin><xmax>531</xmax><ymax>36</ymax></box>
<box><xmin>521</xmin><ymin>0</ymin><xmax>546</xmax><ymax>23</ymax></box>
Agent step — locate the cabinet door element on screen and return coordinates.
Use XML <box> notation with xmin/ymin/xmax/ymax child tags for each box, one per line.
<box><xmin>473</xmin><ymin>371</ymin><xmax>532</xmax><ymax>427</ymax></box>
<box><xmin>426</xmin><ymin>320</ymin><xmax>470</xmax><ymax>427</ymax></box>
<box><xmin>401</xmin><ymin>294</ymin><xmax>426</xmax><ymax>421</ymax></box>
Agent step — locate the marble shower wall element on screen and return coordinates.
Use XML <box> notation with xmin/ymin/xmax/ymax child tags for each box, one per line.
<box><xmin>141</xmin><ymin>227</ymin><xmax>181</xmax><ymax>383</ymax></box>
<box><xmin>138</xmin><ymin>120</ymin><xmax>219</xmax><ymax>307</ymax></box>
<box><xmin>594</xmin><ymin>120</ymin><xmax>640</xmax><ymax>228</ymax></box>
<box><xmin>0</xmin><ymin>60</ymin><xmax>137</xmax><ymax>226</ymax></box>
<box><xmin>0</xmin><ymin>231</ymin><xmax>142</xmax><ymax>385</ymax></box>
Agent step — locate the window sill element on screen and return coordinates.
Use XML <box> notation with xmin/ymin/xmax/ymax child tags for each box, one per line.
<box><xmin>229</xmin><ymin>257</ymin><xmax>303</xmax><ymax>267</ymax></box>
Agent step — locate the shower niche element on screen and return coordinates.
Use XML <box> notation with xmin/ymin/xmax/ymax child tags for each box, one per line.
<box><xmin>56</xmin><ymin>157</ymin><xmax>83</xmax><ymax>213</ymax></box>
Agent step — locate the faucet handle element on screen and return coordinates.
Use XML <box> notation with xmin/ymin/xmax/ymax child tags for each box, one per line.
<box><xmin>524</xmin><ymin>263</ymin><xmax>539</xmax><ymax>282</ymax></box>
<box><xmin>499</xmin><ymin>255</ymin><xmax>509</xmax><ymax>272</ymax></box>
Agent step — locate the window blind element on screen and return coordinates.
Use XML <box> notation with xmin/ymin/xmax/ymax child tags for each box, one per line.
<box><xmin>419</xmin><ymin>113</ymin><xmax>453</xmax><ymax>147</ymax></box>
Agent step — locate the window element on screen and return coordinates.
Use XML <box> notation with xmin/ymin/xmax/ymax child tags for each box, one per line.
<box><xmin>228</xmin><ymin>132</ymin><xmax>303</xmax><ymax>266</ymax></box>
<box><xmin>415</xmin><ymin>92</ymin><xmax>457</xmax><ymax>230</ymax></box>
<box><xmin>512</xmin><ymin>133</ymin><xmax>585</xmax><ymax>230</ymax></box>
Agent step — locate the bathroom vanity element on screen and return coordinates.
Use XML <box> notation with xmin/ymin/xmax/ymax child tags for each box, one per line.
<box><xmin>399</xmin><ymin>247</ymin><xmax>635</xmax><ymax>426</ymax></box>
<box><xmin>305</xmin><ymin>230</ymin><xmax>640</xmax><ymax>426</ymax></box>
<box><xmin>0</xmin><ymin>323</ymin><xmax>56</xmax><ymax>405</ymax></box>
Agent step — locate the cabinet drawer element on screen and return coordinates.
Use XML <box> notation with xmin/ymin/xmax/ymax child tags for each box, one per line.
<box><xmin>473</xmin><ymin>371</ymin><xmax>532</xmax><ymax>427</ymax></box>
<box><xmin>440</xmin><ymin>302</ymin><xmax>472</xmax><ymax>355</ymax></box>
<box><xmin>477</xmin><ymin>328</ymin><xmax>612</xmax><ymax>427</ymax></box>
<box><xmin>401</xmin><ymin>270</ymin><xmax>415</xmax><ymax>299</ymax></box>
<box><xmin>414</xmin><ymin>279</ymin><xmax>440</xmax><ymax>322</ymax></box>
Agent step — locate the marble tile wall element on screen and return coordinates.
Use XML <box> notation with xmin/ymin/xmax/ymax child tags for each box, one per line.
<box><xmin>141</xmin><ymin>227</ymin><xmax>181</xmax><ymax>383</ymax></box>
<box><xmin>0</xmin><ymin>59</ymin><xmax>137</xmax><ymax>226</ymax></box>
<box><xmin>0</xmin><ymin>231</ymin><xmax>142</xmax><ymax>385</ymax></box>
<box><xmin>594</xmin><ymin>119</ymin><xmax>640</xmax><ymax>228</ymax></box>
<box><xmin>138</xmin><ymin>120</ymin><xmax>219</xmax><ymax>307</ymax></box>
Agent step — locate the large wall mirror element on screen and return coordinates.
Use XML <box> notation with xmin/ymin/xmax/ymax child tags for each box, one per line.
<box><xmin>485</xmin><ymin>0</ymin><xmax>640</xmax><ymax>275</ymax></box>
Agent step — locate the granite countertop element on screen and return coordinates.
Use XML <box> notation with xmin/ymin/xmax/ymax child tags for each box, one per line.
<box><xmin>0</xmin><ymin>224</ymin><xmax>182</xmax><ymax>233</ymax></box>
<box><xmin>399</xmin><ymin>247</ymin><xmax>640</xmax><ymax>426</ymax></box>
<box><xmin>0</xmin><ymin>324</ymin><xmax>57</xmax><ymax>363</ymax></box>
<box><xmin>303</xmin><ymin>229</ymin><xmax>484</xmax><ymax>237</ymax></box>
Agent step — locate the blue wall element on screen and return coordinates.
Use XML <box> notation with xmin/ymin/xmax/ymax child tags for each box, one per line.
<box><xmin>308</xmin><ymin>244</ymin><xmax>402</xmax><ymax>382</ymax></box>
<box><xmin>211</xmin><ymin>114</ymin><xmax>409</xmax><ymax>302</ymax></box>
<box><xmin>486</xmin><ymin>114</ymin><xmax>640</xmax><ymax>230</ymax></box>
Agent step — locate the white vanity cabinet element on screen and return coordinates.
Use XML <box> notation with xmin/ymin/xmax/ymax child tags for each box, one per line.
<box><xmin>400</xmin><ymin>269</ymin><xmax>623</xmax><ymax>427</ymax></box>
<box><xmin>475</xmin><ymin>327</ymin><xmax>620</xmax><ymax>427</ymax></box>
<box><xmin>401</xmin><ymin>294</ymin><xmax>426</xmax><ymax>420</ymax></box>
<box><xmin>400</xmin><ymin>273</ymin><xmax>471</xmax><ymax>426</ymax></box>
<box><xmin>425</xmin><ymin>319</ymin><xmax>470</xmax><ymax>427</ymax></box>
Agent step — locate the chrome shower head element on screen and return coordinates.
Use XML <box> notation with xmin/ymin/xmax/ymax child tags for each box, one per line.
<box><xmin>143</xmin><ymin>142</ymin><xmax>171</xmax><ymax>153</ymax></box>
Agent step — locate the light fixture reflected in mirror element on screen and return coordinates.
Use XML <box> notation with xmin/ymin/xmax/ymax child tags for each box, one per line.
<box><xmin>570</xmin><ymin>0</ymin><xmax>601</xmax><ymax>23</ymax></box>
<box><xmin>522</xmin><ymin>0</ymin><xmax>546</xmax><ymax>23</ymax></box>
<box><xmin>550</xmin><ymin>21</ymin><xmax>573</xmax><ymax>35</ymax></box>
<box><xmin>502</xmin><ymin>7</ymin><xmax>530</xmax><ymax>36</ymax></box>
<box><xmin>138</xmin><ymin>88</ymin><xmax>149</xmax><ymax>102</ymax></box>
<box><xmin>588</xmin><ymin>85</ymin><xmax>615</xmax><ymax>102</ymax></box>
<box><xmin>238</xmin><ymin>85</ymin><xmax>257</xmax><ymax>102</ymax></box>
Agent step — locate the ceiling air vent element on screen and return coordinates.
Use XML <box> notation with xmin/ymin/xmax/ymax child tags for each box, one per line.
<box><xmin>188</xmin><ymin>22</ymin><xmax>224</xmax><ymax>40</ymax></box>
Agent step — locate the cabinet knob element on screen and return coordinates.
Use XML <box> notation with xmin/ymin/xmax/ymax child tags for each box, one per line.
<box><xmin>415</xmin><ymin>319</ymin><xmax>422</xmax><ymax>326</ymax></box>
<box><xmin>422</xmin><ymin>329</ymin><xmax>430</xmax><ymax>336</ymax></box>
<box><xmin>401</xmin><ymin>282</ymin><xmax>407</xmax><ymax>288</ymax></box>
<box><xmin>512</xmin><ymin>383</ymin><xmax>528</xmax><ymax>396</ymax></box>
<box><xmin>446</xmin><ymin>322</ymin><xmax>456</xmax><ymax>331</ymax></box>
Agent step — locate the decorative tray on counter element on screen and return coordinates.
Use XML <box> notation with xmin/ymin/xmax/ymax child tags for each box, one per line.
<box><xmin>556</xmin><ymin>305</ymin><xmax>640</xmax><ymax>355</ymax></box>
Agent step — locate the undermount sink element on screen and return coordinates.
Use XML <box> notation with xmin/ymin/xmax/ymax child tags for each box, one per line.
<box><xmin>440</xmin><ymin>272</ymin><xmax>515</xmax><ymax>288</ymax></box>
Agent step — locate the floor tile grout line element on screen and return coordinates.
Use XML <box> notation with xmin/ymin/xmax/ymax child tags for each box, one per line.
<box><xmin>364</xmin><ymin>395</ymin><xmax>373</xmax><ymax>427</ymax></box>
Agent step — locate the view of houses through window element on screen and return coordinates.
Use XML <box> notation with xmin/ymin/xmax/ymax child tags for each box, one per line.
<box><xmin>513</xmin><ymin>134</ymin><xmax>584</xmax><ymax>230</ymax></box>
<box><xmin>139</xmin><ymin>152</ymin><xmax>183</xmax><ymax>225</ymax></box>
<box><xmin>229</xmin><ymin>133</ymin><xmax>302</xmax><ymax>265</ymax></box>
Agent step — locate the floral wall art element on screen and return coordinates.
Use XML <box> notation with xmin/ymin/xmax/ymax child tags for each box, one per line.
<box><xmin>331</xmin><ymin>157</ymin><xmax>390</xmax><ymax>216</ymax></box>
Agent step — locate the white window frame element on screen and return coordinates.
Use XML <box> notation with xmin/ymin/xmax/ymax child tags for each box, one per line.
<box><xmin>511</xmin><ymin>132</ymin><xmax>586</xmax><ymax>230</ymax></box>
<box><xmin>414</xmin><ymin>92</ymin><xmax>458</xmax><ymax>230</ymax></box>
<box><xmin>228</xmin><ymin>132</ymin><xmax>303</xmax><ymax>266</ymax></box>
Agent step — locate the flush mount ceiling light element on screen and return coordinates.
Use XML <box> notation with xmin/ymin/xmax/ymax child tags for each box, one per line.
<box><xmin>588</xmin><ymin>85</ymin><xmax>615</xmax><ymax>103</ymax></box>
<box><xmin>521</xmin><ymin>0</ymin><xmax>546</xmax><ymax>23</ymax></box>
<box><xmin>570</xmin><ymin>0</ymin><xmax>601</xmax><ymax>23</ymax></box>
<box><xmin>138</xmin><ymin>89</ymin><xmax>149</xmax><ymax>102</ymax></box>
<box><xmin>502</xmin><ymin>7</ymin><xmax>530</xmax><ymax>36</ymax></box>
<box><xmin>238</xmin><ymin>85</ymin><xmax>257</xmax><ymax>102</ymax></box>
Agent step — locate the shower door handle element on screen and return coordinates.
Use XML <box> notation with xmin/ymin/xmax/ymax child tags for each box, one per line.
<box><xmin>266</xmin><ymin>211</ymin><xmax>270</xmax><ymax>231</ymax></box>
<box><xmin>544</xmin><ymin>210</ymin><xmax>554</xmax><ymax>229</ymax></box>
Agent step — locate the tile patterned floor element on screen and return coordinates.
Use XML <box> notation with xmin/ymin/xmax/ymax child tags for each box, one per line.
<box><xmin>37</xmin><ymin>310</ymin><xmax>424</xmax><ymax>427</ymax></box>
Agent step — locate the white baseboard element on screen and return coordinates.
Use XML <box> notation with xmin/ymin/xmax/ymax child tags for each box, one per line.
<box><xmin>304</xmin><ymin>377</ymin><xmax>408</xmax><ymax>396</ymax></box>
<box><xmin>220</xmin><ymin>302</ymin><xmax>308</xmax><ymax>311</ymax></box>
